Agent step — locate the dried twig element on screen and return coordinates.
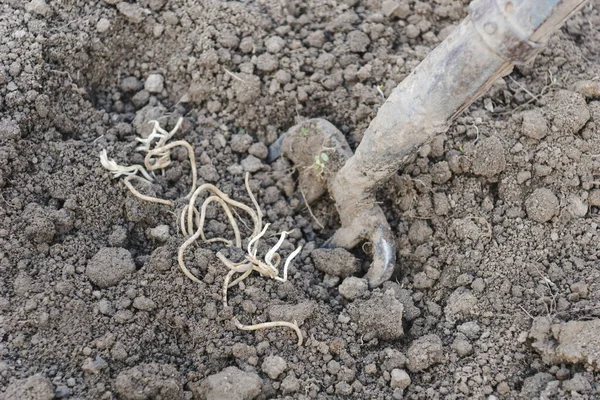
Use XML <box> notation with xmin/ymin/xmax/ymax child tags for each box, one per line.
<box><xmin>300</xmin><ymin>187</ymin><xmax>324</xmax><ymax>230</ymax></box>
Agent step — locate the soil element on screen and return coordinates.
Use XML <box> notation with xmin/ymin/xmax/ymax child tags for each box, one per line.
<box><xmin>1</xmin><ymin>0</ymin><xmax>600</xmax><ymax>399</ymax></box>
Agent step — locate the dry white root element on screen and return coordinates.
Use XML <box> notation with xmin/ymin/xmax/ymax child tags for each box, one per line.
<box><xmin>233</xmin><ymin>317</ymin><xmax>303</xmax><ymax>347</ymax></box>
<box><xmin>99</xmin><ymin>117</ymin><xmax>196</xmax><ymax>206</ymax></box>
<box><xmin>178</xmin><ymin>172</ymin><xmax>304</xmax><ymax>346</ymax></box>
<box><xmin>100</xmin><ymin>118</ymin><xmax>303</xmax><ymax>346</ymax></box>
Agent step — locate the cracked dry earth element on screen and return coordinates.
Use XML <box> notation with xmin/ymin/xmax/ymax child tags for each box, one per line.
<box><xmin>1</xmin><ymin>0</ymin><xmax>600</xmax><ymax>399</ymax></box>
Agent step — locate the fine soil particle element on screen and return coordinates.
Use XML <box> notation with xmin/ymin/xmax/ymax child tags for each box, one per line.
<box><xmin>1</xmin><ymin>0</ymin><xmax>600</xmax><ymax>399</ymax></box>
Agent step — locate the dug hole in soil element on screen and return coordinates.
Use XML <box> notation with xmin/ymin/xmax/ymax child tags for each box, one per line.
<box><xmin>1</xmin><ymin>0</ymin><xmax>600</xmax><ymax>399</ymax></box>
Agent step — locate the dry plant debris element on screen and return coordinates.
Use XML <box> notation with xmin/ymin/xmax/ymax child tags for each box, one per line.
<box><xmin>100</xmin><ymin>117</ymin><xmax>197</xmax><ymax>206</ymax></box>
<box><xmin>178</xmin><ymin>173</ymin><xmax>303</xmax><ymax>346</ymax></box>
<box><xmin>100</xmin><ymin>119</ymin><xmax>303</xmax><ymax>346</ymax></box>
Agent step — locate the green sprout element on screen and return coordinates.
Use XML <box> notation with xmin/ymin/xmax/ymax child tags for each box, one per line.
<box><xmin>299</xmin><ymin>127</ymin><xmax>309</xmax><ymax>137</ymax></box>
<box><xmin>314</xmin><ymin>152</ymin><xmax>329</xmax><ymax>176</ymax></box>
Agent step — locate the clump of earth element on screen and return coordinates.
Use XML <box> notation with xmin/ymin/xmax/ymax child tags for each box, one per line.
<box><xmin>1</xmin><ymin>0</ymin><xmax>600</xmax><ymax>399</ymax></box>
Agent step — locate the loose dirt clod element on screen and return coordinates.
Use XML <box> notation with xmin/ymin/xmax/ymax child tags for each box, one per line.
<box><xmin>86</xmin><ymin>247</ymin><xmax>136</xmax><ymax>288</ymax></box>
<box><xmin>339</xmin><ymin>276</ymin><xmax>369</xmax><ymax>300</ymax></box>
<box><xmin>348</xmin><ymin>290</ymin><xmax>404</xmax><ymax>340</ymax></box>
<box><xmin>546</xmin><ymin>90</ymin><xmax>590</xmax><ymax>134</ymax></box>
<box><xmin>470</xmin><ymin>136</ymin><xmax>506</xmax><ymax>178</ymax></box>
<box><xmin>521</xmin><ymin>109</ymin><xmax>548</xmax><ymax>140</ymax></box>
<box><xmin>312</xmin><ymin>247</ymin><xmax>358</xmax><ymax>278</ymax></box>
<box><xmin>530</xmin><ymin>317</ymin><xmax>600</xmax><ymax>371</ymax></box>
<box><xmin>115</xmin><ymin>363</ymin><xmax>183</xmax><ymax>400</ymax></box>
<box><xmin>525</xmin><ymin>188</ymin><xmax>560</xmax><ymax>223</ymax></box>
<box><xmin>261</xmin><ymin>355</ymin><xmax>288</xmax><ymax>379</ymax></box>
<box><xmin>390</xmin><ymin>368</ymin><xmax>411</xmax><ymax>391</ymax></box>
<box><xmin>3</xmin><ymin>374</ymin><xmax>54</xmax><ymax>400</ymax></box>
<box><xmin>406</xmin><ymin>334</ymin><xmax>444</xmax><ymax>372</ymax></box>
<box><xmin>444</xmin><ymin>287</ymin><xmax>478</xmax><ymax>323</ymax></box>
<box><xmin>191</xmin><ymin>366</ymin><xmax>262</xmax><ymax>400</ymax></box>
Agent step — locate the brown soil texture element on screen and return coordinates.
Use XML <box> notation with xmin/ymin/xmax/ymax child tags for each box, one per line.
<box><xmin>1</xmin><ymin>0</ymin><xmax>600</xmax><ymax>399</ymax></box>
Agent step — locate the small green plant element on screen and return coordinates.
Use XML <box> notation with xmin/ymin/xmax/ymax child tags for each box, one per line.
<box><xmin>314</xmin><ymin>152</ymin><xmax>329</xmax><ymax>176</ymax></box>
<box><xmin>376</xmin><ymin>84</ymin><xmax>385</xmax><ymax>99</ymax></box>
<box><xmin>299</xmin><ymin>127</ymin><xmax>309</xmax><ymax>137</ymax></box>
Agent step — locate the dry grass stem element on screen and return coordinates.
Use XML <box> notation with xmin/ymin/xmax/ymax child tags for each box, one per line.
<box><xmin>299</xmin><ymin>187</ymin><xmax>324</xmax><ymax>229</ymax></box>
<box><xmin>224</xmin><ymin>68</ymin><xmax>249</xmax><ymax>83</ymax></box>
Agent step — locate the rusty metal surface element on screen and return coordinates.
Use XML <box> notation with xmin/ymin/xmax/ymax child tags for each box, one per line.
<box><xmin>469</xmin><ymin>0</ymin><xmax>586</xmax><ymax>64</ymax></box>
<box><xmin>469</xmin><ymin>0</ymin><xmax>540</xmax><ymax>63</ymax></box>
